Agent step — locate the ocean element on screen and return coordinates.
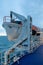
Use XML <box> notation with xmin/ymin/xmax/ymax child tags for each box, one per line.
<box><xmin>0</xmin><ymin>36</ymin><xmax>14</xmax><ymax>52</ymax></box>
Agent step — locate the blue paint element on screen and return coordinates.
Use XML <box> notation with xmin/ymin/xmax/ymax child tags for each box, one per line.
<box><xmin>13</xmin><ymin>45</ymin><xmax>43</xmax><ymax>65</ymax></box>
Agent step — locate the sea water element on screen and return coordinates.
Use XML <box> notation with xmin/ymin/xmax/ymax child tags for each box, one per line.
<box><xmin>0</xmin><ymin>36</ymin><xmax>14</xmax><ymax>52</ymax></box>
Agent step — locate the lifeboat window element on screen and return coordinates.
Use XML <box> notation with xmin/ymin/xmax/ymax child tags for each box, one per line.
<box><xmin>11</xmin><ymin>19</ymin><xmax>22</xmax><ymax>25</ymax></box>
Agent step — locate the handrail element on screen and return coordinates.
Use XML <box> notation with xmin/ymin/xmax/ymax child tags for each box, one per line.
<box><xmin>3</xmin><ymin>16</ymin><xmax>11</xmax><ymax>22</ymax></box>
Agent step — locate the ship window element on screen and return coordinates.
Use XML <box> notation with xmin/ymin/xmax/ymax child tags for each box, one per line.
<box><xmin>36</xmin><ymin>33</ymin><xmax>40</xmax><ymax>36</ymax></box>
<box><xmin>32</xmin><ymin>30</ymin><xmax>36</xmax><ymax>35</ymax></box>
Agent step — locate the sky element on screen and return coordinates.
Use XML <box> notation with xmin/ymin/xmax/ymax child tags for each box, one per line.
<box><xmin>0</xmin><ymin>0</ymin><xmax>43</xmax><ymax>35</ymax></box>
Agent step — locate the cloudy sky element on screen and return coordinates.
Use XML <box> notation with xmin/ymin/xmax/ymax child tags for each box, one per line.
<box><xmin>0</xmin><ymin>0</ymin><xmax>43</xmax><ymax>35</ymax></box>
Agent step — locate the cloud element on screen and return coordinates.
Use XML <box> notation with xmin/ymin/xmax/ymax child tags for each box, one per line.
<box><xmin>0</xmin><ymin>26</ymin><xmax>6</xmax><ymax>36</ymax></box>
